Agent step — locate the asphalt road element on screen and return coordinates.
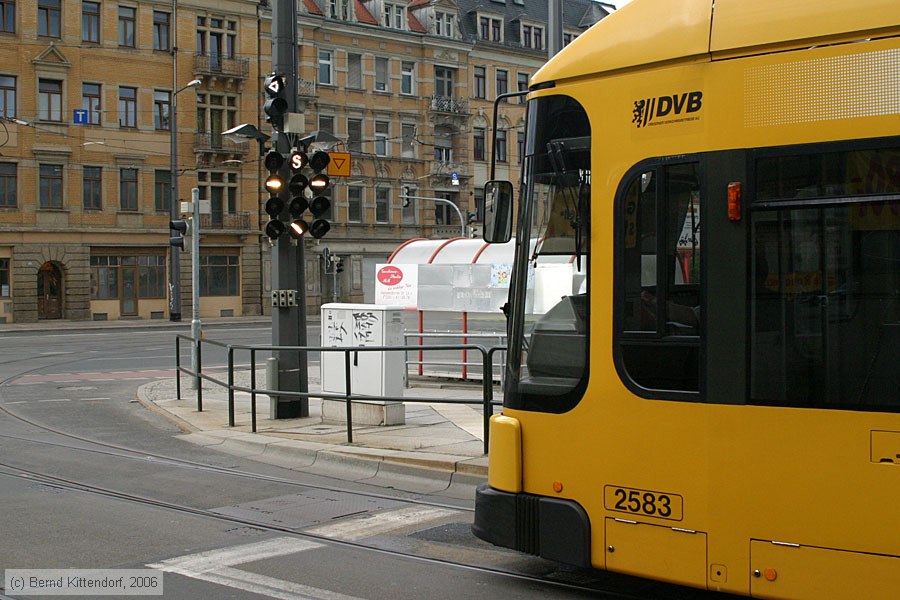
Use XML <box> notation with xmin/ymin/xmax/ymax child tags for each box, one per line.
<box><xmin>0</xmin><ymin>325</ymin><xmax>639</xmax><ymax>600</ymax></box>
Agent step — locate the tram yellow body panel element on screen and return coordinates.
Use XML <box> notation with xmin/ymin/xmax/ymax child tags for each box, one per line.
<box><xmin>475</xmin><ymin>1</ymin><xmax>900</xmax><ymax>597</ymax></box>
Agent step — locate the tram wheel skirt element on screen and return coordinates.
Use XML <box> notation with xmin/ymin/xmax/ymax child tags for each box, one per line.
<box><xmin>473</xmin><ymin>482</ymin><xmax>591</xmax><ymax>568</ymax></box>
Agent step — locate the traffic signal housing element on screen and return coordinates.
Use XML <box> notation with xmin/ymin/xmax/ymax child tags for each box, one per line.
<box><xmin>263</xmin><ymin>73</ymin><xmax>288</xmax><ymax>131</ymax></box>
<box><xmin>264</xmin><ymin>150</ymin><xmax>287</xmax><ymax>240</ymax></box>
<box><xmin>169</xmin><ymin>219</ymin><xmax>191</xmax><ymax>250</ymax></box>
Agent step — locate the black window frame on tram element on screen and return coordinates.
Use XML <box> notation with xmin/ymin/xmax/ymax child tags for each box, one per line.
<box><xmin>613</xmin><ymin>156</ymin><xmax>705</xmax><ymax>401</ymax></box>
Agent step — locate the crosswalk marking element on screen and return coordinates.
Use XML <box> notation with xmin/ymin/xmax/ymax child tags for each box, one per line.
<box><xmin>148</xmin><ymin>505</ymin><xmax>463</xmax><ymax>599</ymax></box>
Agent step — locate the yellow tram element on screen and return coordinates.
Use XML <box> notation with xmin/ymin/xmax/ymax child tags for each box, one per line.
<box><xmin>472</xmin><ymin>1</ymin><xmax>900</xmax><ymax>598</ymax></box>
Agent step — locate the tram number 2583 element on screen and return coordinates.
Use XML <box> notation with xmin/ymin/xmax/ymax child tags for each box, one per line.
<box><xmin>604</xmin><ymin>486</ymin><xmax>683</xmax><ymax>521</ymax></box>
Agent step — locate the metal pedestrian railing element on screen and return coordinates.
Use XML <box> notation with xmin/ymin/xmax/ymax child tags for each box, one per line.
<box><xmin>174</xmin><ymin>335</ymin><xmax>506</xmax><ymax>454</ymax></box>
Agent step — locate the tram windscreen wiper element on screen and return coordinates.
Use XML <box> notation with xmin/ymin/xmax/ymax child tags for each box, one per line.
<box><xmin>546</xmin><ymin>138</ymin><xmax>590</xmax><ymax>270</ymax></box>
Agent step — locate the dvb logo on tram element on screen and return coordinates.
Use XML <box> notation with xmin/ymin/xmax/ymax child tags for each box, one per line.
<box><xmin>632</xmin><ymin>91</ymin><xmax>703</xmax><ymax>128</ymax></box>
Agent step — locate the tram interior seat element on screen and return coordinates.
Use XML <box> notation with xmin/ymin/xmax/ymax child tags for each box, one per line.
<box><xmin>522</xmin><ymin>294</ymin><xmax>587</xmax><ymax>395</ymax></box>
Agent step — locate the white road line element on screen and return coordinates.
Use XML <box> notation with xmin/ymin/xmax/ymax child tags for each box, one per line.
<box><xmin>306</xmin><ymin>505</ymin><xmax>460</xmax><ymax>541</ymax></box>
<box><xmin>150</xmin><ymin>537</ymin><xmax>321</xmax><ymax>571</ymax></box>
<box><xmin>83</xmin><ymin>397</ymin><xmax>111</xmax><ymax>401</ymax></box>
<box><xmin>38</xmin><ymin>351</ymin><xmax>75</xmax><ymax>355</ymax></box>
<box><xmin>4</xmin><ymin>400</ymin><xmax>29</xmax><ymax>404</ymax></box>
<box><xmin>169</xmin><ymin>566</ymin><xmax>366</xmax><ymax>600</ymax></box>
<box><xmin>37</xmin><ymin>398</ymin><xmax>71</xmax><ymax>403</ymax></box>
<box><xmin>147</xmin><ymin>506</ymin><xmax>461</xmax><ymax>599</ymax></box>
<box><xmin>83</xmin><ymin>355</ymin><xmax>175</xmax><ymax>362</ymax></box>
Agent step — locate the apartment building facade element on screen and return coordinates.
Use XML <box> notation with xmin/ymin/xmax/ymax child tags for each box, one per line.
<box><xmin>0</xmin><ymin>0</ymin><xmax>263</xmax><ymax>323</ymax></box>
<box><xmin>0</xmin><ymin>0</ymin><xmax>609</xmax><ymax>322</ymax></box>
<box><xmin>291</xmin><ymin>0</ymin><xmax>610</xmax><ymax>306</ymax></box>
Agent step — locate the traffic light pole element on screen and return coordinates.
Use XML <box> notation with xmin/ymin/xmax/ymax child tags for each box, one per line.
<box><xmin>270</xmin><ymin>0</ymin><xmax>308</xmax><ymax>418</ymax></box>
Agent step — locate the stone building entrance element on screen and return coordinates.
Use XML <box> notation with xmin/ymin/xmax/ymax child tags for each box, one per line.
<box><xmin>37</xmin><ymin>262</ymin><xmax>63</xmax><ymax>319</ymax></box>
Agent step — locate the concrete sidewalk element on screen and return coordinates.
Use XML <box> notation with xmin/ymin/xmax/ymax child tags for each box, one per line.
<box><xmin>138</xmin><ymin>366</ymin><xmax>493</xmax><ymax>495</ymax></box>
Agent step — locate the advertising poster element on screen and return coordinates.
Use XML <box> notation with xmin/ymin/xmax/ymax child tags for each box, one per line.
<box><xmin>374</xmin><ymin>264</ymin><xmax>418</xmax><ymax>308</ymax></box>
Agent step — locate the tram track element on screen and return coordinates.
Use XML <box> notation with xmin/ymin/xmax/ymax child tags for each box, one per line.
<box><xmin>0</xmin><ymin>461</ymin><xmax>636</xmax><ymax>599</ymax></box>
<box><xmin>0</xmin><ymin>351</ymin><xmax>474</xmax><ymax>512</ymax></box>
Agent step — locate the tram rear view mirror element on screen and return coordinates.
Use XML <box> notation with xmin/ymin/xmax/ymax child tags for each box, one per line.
<box><xmin>483</xmin><ymin>180</ymin><xmax>513</xmax><ymax>244</ymax></box>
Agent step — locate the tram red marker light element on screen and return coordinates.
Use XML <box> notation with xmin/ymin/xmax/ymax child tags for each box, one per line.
<box><xmin>764</xmin><ymin>568</ymin><xmax>777</xmax><ymax>582</ymax></box>
<box><xmin>552</xmin><ymin>481</ymin><xmax>563</xmax><ymax>493</ymax></box>
<box><xmin>728</xmin><ymin>182</ymin><xmax>742</xmax><ymax>221</ymax></box>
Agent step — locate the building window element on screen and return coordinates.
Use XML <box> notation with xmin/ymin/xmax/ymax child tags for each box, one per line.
<box><xmin>474</xmin><ymin>66</ymin><xmax>486</xmax><ymax>99</ymax></box>
<box><xmin>563</xmin><ymin>32</ymin><xmax>577</xmax><ymax>46</ymax></box>
<box><xmin>347</xmin><ymin>186</ymin><xmax>362</xmax><ymax>223</ymax></box>
<box><xmin>517</xmin><ymin>72</ymin><xmax>529</xmax><ymax>103</ymax></box>
<box><xmin>1</xmin><ymin>0</ymin><xmax>14</xmax><ymax>33</ymax></box>
<box><xmin>318</xmin><ymin>114</ymin><xmax>334</xmax><ymax>135</ymax></box>
<box><xmin>38</xmin><ymin>79</ymin><xmax>62</xmax><ymax>121</ymax></box>
<box><xmin>401</xmin><ymin>123</ymin><xmax>416</xmax><ymax>158</ymax></box>
<box><xmin>82</xmin><ymin>2</ymin><xmax>100</xmax><ymax>43</ymax></box>
<box><xmin>0</xmin><ymin>162</ymin><xmax>16</xmax><ymax>208</ymax></box>
<box><xmin>153</xmin><ymin>11</ymin><xmax>170</xmax><ymax>51</ymax></box>
<box><xmin>90</xmin><ymin>256</ymin><xmax>117</xmax><ymax>299</ymax></box>
<box><xmin>119</xmin><ymin>167</ymin><xmax>138</xmax><ymax>210</ymax></box>
<box><xmin>329</xmin><ymin>0</ymin><xmax>349</xmax><ymax>20</ymax></box>
<box><xmin>0</xmin><ymin>258</ymin><xmax>9</xmax><ymax>297</ymax></box>
<box><xmin>347</xmin><ymin>118</ymin><xmax>362</xmax><ymax>153</ymax></box>
<box><xmin>83</xmin><ymin>166</ymin><xmax>101</xmax><ymax>209</ymax></box>
<box><xmin>196</xmin><ymin>16</ymin><xmax>236</xmax><ymax>68</ymax></box>
<box><xmin>435</xmin><ymin>12</ymin><xmax>453</xmax><ymax>37</ymax></box>
<box><xmin>81</xmin><ymin>83</ymin><xmax>101</xmax><ymax>125</ymax></box>
<box><xmin>496</xmin><ymin>69</ymin><xmax>508</xmax><ymax>99</ymax></box>
<box><xmin>401</xmin><ymin>61</ymin><xmax>414</xmax><ymax>95</ymax></box>
<box><xmin>318</xmin><ymin>50</ymin><xmax>333</xmax><ymax>85</ymax></box>
<box><xmin>39</xmin><ymin>164</ymin><xmax>63</xmax><ymax>209</ymax></box>
<box><xmin>517</xmin><ymin>130</ymin><xmax>525</xmax><ymax>164</ymax></box>
<box><xmin>118</xmin><ymin>86</ymin><xmax>136</xmax><ymax>127</ymax></box>
<box><xmin>495</xmin><ymin>128</ymin><xmax>507</xmax><ymax>163</ymax></box>
<box><xmin>197</xmin><ymin>170</ymin><xmax>238</xmax><ymax>226</ymax></box>
<box><xmin>384</xmin><ymin>3</ymin><xmax>404</xmax><ymax>29</ymax></box>
<box><xmin>434</xmin><ymin>66</ymin><xmax>454</xmax><ymax>98</ymax></box>
<box><xmin>154</xmin><ymin>90</ymin><xmax>171</xmax><ymax>130</ymax></box>
<box><xmin>375</xmin><ymin>57</ymin><xmax>389</xmax><ymax>92</ymax></box>
<box><xmin>199</xmin><ymin>253</ymin><xmax>239</xmax><ymax>296</ymax></box>
<box><xmin>38</xmin><ymin>0</ymin><xmax>60</xmax><ymax>37</ymax></box>
<box><xmin>0</xmin><ymin>75</ymin><xmax>15</xmax><ymax>118</ymax></box>
<box><xmin>154</xmin><ymin>170</ymin><xmax>171</xmax><ymax>211</ymax></box>
<box><xmin>139</xmin><ymin>256</ymin><xmax>166</xmax><ymax>298</ymax></box>
<box><xmin>434</xmin><ymin>191</ymin><xmax>456</xmax><ymax>225</ymax></box>
<box><xmin>375</xmin><ymin>120</ymin><xmax>389</xmax><ymax>156</ymax></box>
<box><xmin>401</xmin><ymin>185</ymin><xmax>415</xmax><ymax>225</ymax></box>
<box><xmin>479</xmin><ymin>15</ymin><xmax>502</xmax><ymax>42</ymax></box>
<box><xmin>118</xmin><ymin>6</ymin><xmax>136</xmax><ymax>47</ymax></box>
<box><xmin>196</xmin><ymin>93</ymin><xmax>238</xmax><ymax>146</ymax></box>
<box><xmin>375</xmin><ymin>188</ymin><xmax>389</xmax><ymax>223</ymax></box>
<box><xmin>474</xmin><ymin>128</ymin><xmax>486</xmax><ymax>161</ymax></box>
<box><xmin>347</xmin><ymin>53</ymin><xmax>362</xmax><ymax>89</ymax></box>
<box><xmin>522</xmin><ymin>24</ymin><xmax>543</xmax><ymax>50</ymax></box>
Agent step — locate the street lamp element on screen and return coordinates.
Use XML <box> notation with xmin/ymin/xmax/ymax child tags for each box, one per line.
<box><xmin>168</xmin><ymin>78</ymin><xmax>201</xmax><ymax>322</ymax></box>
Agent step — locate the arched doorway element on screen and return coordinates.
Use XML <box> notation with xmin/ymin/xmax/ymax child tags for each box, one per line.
<box><xmin>37</xmin><ymin>262</ymin><xmax>63</xmax><ymax>319</ymax></box>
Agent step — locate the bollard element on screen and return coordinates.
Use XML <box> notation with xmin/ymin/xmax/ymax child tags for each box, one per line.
<box><xmin>267</xmin><ymin>356</ymin><xmax>279</xmax><ymax>420</ymax></box>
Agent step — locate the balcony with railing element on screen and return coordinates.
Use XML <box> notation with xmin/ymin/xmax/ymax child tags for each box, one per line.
<box><xmin>194</xmin><ymin>132</ymin><xmax>249</xmax><ymax>157</ymax></box>
<box><xmin>199</xmin><ymin>212</ymin><xmax>251</xmax><ymax>231</ymax></box>
<box><xmin>193</xmin><ymin>53</ymin><xmax>250</xmax><ymax>80</ymax></box>
<box><xmin>427</xmin><ymin>95</ymin><xmax>470</xmax><ymax>115</ymax></box>
<box><xmin>429</xmin><ymin>161</ymin><xmax>469</xmax><ymax>179</ymax></box>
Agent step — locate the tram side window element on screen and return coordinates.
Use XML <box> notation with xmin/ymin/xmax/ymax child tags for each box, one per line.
<box><xmin>750</xmin><ymin>145</ymin><xmax>900</xmax><ymax>412</ymax></box>
<box><xmin>618</xmin><ymin>163</ymin><xmax>701</xmax><ymax>394</ymax></box>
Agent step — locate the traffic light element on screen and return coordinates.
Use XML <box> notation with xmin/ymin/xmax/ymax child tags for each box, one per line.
<box><xmin>277</xmin><ymin>147</ymin><xmax>333</xmax><ymax>240</ymax></box>
<box><xmin>169</xmin><ymin>219</ymin><xmax>191</xmax><ymax>250</ymax></box>
<box><xmin>263</xmin><ymin>73</ymin><xmax>288</xmax><ymax>131</ymax></box>
<box><xmin>264</xmin><ymin>150</ymin><xmax>286</xmax><ymax>240</ymax></box>
<box><xmin>467</xmin><ymin>211</ymin><xmax>477</xmax><ymax>225</ymax></box>
<box><xmin>335</xmin><ymin>259</ymin><xmax>344</xmax><ymax>274</ymax></box>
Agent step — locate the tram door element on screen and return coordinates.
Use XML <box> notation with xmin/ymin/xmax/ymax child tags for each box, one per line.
<box><xmin>37</xmin><ymin>262</ymin><xmax>63</xmax><ymax>319</ymax></box>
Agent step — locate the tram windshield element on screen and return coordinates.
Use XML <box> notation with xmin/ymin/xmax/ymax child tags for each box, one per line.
<box><xmin>505</xmin><ymin>95</ymin><xmax>591</xmax><ymax>413</ymax></box>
